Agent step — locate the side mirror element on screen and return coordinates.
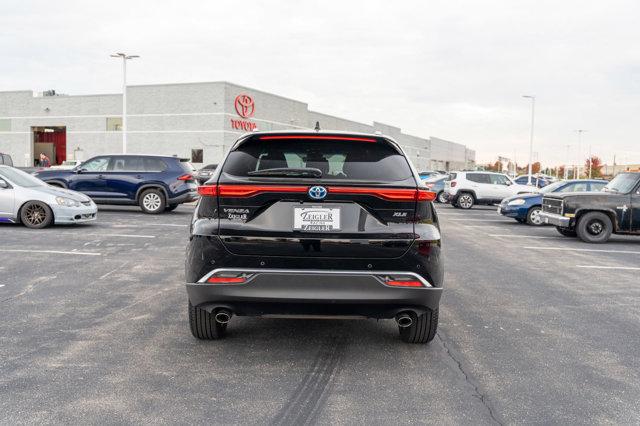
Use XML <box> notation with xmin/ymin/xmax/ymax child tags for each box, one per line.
<box><xmin>76</xmin><ymin>168</ymin><xmax>87</xmax><ymax>174</ymax></box>
<box><xmin>0</xmin><ymin>179</ymin><xmax>8</xmax><ymax>189</ymax></box>
<box><xmin>505</xmin><ymin>180</ymin><xmax>512</xmax><ymax>186</ymax></box>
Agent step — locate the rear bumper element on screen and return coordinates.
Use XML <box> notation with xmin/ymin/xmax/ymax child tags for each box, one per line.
<box><xmin>539</xmin><ymin>211</ymin><xmax>570</xmax><ymax>227</ymax></box>
<box><xmin>186</xmin><ymin>268</ymin><xmax>442</xmax><ymax>318</ymax></box>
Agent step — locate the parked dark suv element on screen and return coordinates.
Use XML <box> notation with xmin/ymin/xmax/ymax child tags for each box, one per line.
<box><xmin>185</xmin><ymin>131</ymin><xmax>444</xmax><ymax>343</ymax></box>
<box><xmin>33</xmin><ymin>154</ymin><xmax>198</xmax><ymax>213</ymax></box>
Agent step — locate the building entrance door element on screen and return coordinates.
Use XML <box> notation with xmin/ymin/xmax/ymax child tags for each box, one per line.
<box><xmin>31</xmin><ymin>126</ymin><xmax>66</xmax><ymax>166</ymax></box>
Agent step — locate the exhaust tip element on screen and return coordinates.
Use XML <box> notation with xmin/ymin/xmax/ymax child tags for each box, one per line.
<box><xmin>396</xmin><ymin>313</ymin><xmax>413</xmax><ymax>328</ymax></box>
<box><xmin>215</xmin><ymin>310</ymin><xmax>232</xmax><ymax>324</ymax></box>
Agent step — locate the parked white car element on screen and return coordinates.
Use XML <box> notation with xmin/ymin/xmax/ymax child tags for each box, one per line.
<box><xmin>444</xmin><ymin>171</ymin><xmax>537</xmax><ymax>209</ymax></box>
<box><xmin>0</xmin><ymin>165</ymin><xmax>97</xmax><ymax>228</ymax></box>
<box><xmin>50</xmin><ymin>159</ymin><xmax>82</xmax><ymax>170</ymax></box>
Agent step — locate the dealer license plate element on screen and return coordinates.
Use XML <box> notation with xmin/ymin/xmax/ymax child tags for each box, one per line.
<box><xmin>293</xmin><ymin>207</ymin><xmax>341</xmax><ymax>231</ymax></box>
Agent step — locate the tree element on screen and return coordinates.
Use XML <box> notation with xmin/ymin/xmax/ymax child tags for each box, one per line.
<box><xmin>531</xmin><ymin>162</ymin><xmax>541</xmax><ymax>174</ymax></box>
<box><xmin>585</xmin><ymin>156</ymin><xmax>603</xmax><ymax>178</ymax></box>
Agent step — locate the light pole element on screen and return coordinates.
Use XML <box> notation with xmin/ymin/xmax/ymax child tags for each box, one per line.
<box><xmin>522</xmin><ymin>95</ymin><xmax>535</xmax><ymax>185</ymax></box>
<box><xmin>574</xmin><ymin>129</ymin><xmax>587</xmax><ymax>178</ymax></box>
<box><xmin>110</xmin><ymin>52</ymin><xmax>139</xmax><ymax>153</ymax></box>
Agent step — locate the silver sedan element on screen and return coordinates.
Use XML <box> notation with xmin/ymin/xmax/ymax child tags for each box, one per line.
<box><xmin>0</xmin><ymin>165</ymin><xmax>98</xmax><ymax>229</ymax></box>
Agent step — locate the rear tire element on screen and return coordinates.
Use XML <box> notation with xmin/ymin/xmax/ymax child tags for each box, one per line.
<box><xmin>457</xmin><ymin>193</ymin><xmax>475</xmax><ymax>209</ymax></box>
<box><xmin>399</xmin><ymin>308</ymin><xmax>438</xmax><ymax>344</ymax></box>
<box><xmin>20</xmin><ymin>201</ymin><xmax>53</xmax><ymax>229</ymax></box>
<box><xmin>139</xmin><ymin>188</ymin><xmax>166</xmax><ymax>214</ymax></box>
<box><xmin>526</xmin><ymin>206</ymin><xmax>544</xmax><ymax>226</ymax></box>
<box><xmin>165</xmin><ymin>204</ymin><xmax>179</xmax><ymax>212</ymax></box>
<box><xmin>436</xmin><ymin>191</ymin><xmax>448</xmax><ymax>204</ymax></box>
<box><xmin>189</xmin><ymin>301</ymin><xmax>227</xmax><ymax>340</ymax></box>
<box><xmin>576</xmin><ymin>211</ymin><xmax>613</xmax><ymax>243</ymax></box>
<box><xmin>556</xmin><ymin>226</ymin><xmax>577</xmax><ymax>237</ymax></box>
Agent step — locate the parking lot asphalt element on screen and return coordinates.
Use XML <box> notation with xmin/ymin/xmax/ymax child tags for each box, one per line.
<box><xmin>1</xmin><ymin>203</ymin><xmax>640</xmax><ymax>424</ymax></box>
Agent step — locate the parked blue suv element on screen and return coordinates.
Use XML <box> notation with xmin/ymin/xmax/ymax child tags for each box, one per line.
<box><xmin>33</xmin><ymin>155</ymin><xmax>198</xmax><ymax>214</ymax></box>
<box><xmin>498</xmin><ymin>179</ymin><xmax>607</xmax><ymax>225</ymax></box>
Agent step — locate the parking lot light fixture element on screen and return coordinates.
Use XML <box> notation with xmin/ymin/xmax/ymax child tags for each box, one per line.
<box><xmin>110</xmin><ymin>52</ymin><xmax>140</xmax><ymax>154</ymax></box>
<box><xmin>522</xmin><ymin>95</ymin><xmax>536</xmax><ymax>185</ymax></box>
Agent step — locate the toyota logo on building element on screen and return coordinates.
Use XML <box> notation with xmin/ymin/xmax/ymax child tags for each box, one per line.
<box><xmin>234</xmin><ymin>94</ymin><xmax>255</xmax><ymax>119</ymax></box>
<box><xmin>308</xmin><ymin>186</ymin><xmax>328</xmax><ymax>200</ymax></box>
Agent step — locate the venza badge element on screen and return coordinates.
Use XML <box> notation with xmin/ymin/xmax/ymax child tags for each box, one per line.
<box><xmin>308</xmin><ymin>186</ymin><xmax>327</xmax><ymax>200</ymax></box>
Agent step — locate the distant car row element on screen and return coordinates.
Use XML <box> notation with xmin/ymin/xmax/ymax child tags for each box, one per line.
<box><xmin>420</xmin><ymin>168</ymin><xmax>640</xmax><ymax>243</ymax></box>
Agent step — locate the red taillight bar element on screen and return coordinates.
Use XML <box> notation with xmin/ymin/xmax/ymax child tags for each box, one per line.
<box><xmin>198</xmin><ymin>184</ymin><xmax>436</xmax><ymax>202</ymax></box>
<box><xmin>259</xmin><ymin>135</ymin><xmax>377</xmax><ymax>143</ymax></box>
<box><xmin>328</xmin><ymin>187</ymin><xmax>436</xmax><ymax>202</ymax></box>
<box><xmin>177</xmin><ymin>174</ymin><xmax>193</xmax><ymax>181</ymax></box>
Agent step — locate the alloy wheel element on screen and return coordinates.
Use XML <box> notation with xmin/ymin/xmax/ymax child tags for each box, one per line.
<box><xmin>529</xmin><ymin>208</ymin><xmax>543</xmax><ymax>225</ymax></box>
<box><xmin>24</xmin><ymin>204</ymin><xmax>46</xmax><ymax>226</ymax></box>
<box><xmin>459</xmin><ymin>195</ymin><xmax>473</xmax><ymax>209</ymax></box>
<box><xmin>143</xmin><ymin>193</ymin><xmax>162</xmax><ymax>212</ymax></box>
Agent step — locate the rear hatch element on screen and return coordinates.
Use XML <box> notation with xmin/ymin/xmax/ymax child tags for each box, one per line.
<box><xmin>201</xmin><ymin>133</ymin><xmax>425</xmax><ymax>258</ymax></box>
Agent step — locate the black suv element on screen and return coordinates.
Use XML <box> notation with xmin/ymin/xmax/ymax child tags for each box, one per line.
<box><xmin>541</xmin><ymin>172</ymin><xmax>640</xmax><ymax>243</ymax></box>
<box><xmin>185</xmin><ymin>131</ymin><xmax>443</xmax><ymax>343</ymax></box>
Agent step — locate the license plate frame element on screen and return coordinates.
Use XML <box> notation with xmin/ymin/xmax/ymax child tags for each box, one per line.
<box><xmin>293</xmin><ymin>206</ymin><xmax>341</xmax><ymax>232</ymax></box>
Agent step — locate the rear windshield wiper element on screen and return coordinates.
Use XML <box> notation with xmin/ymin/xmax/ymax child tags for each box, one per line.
<box><xmin>248</xmin><ymin>167</ymin><xmax>322</xmax><ymax>178</ymax></box>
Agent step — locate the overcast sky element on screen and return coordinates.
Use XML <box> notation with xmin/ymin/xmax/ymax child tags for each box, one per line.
<box><xmin>2</xmin><ymin>0</ymin><xmax>639</xmax><ymax>166</ymax></box>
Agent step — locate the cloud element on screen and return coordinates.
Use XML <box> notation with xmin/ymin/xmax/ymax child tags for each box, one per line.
<box><xmin>2</xmin><ymin>0</ymin><xmax>640</xmax><ymax>165</ymax></box>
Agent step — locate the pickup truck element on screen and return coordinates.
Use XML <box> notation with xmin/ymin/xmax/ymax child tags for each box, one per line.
<box><xmin>540</xmin><ymin>172</ymin><xmax>640</xmax><ymax>243</ymax></box>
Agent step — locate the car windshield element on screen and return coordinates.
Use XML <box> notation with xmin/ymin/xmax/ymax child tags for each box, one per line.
<box><xmin>0</xmin><ymin>167</ymin><xmax>46</xmax><ymax>188</ymax></box>
<box><xmin>540</xmin><ymin>181</ymin><xmax>567</xmax><ymax>193</ymax></box>
<box><xmin>603</xmin><ymin>173</ymin><xmax>639</xmax><ymax>193</ymax></box>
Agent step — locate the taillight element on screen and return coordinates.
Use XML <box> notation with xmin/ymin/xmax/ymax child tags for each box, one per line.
<box><xmin>177</xmin><ymin>174</ymin><xmax>193</xmax><ymax>181</ymax></box>
<box><xmin>450</xmin><ymin>181</ymin><xmax>457</xmax><ymax>187</ymax></box>
<box><xmin>425</xmin><ymin>183</ymin><xmax>434</xmax><ymax>189</ymax></box>
<box><xmin>416</xmin><ymin>189</ymin><xmax>436</xmax><ymax>201</ymax></box>
<box><xmin>198</xmin><ymin>185</ymin><xmax>218</xmax><ymax>196</ymax></box>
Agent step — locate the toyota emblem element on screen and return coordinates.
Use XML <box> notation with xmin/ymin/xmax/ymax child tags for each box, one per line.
<box><xmin>308</xmin><ymin>186</ymin><xmax>328</xmax><ymax>200</ymax></box>
<box><xmin>234</xmin><ymin>94</ymin><xmax>255</xmax><ymax>118</ymax></box>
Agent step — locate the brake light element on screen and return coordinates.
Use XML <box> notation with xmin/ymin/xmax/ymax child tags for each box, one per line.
<box><xmin>259</xmin><ymin>135</ymin><xmax>377</xmax><ymax>143</ymax></box>
<box><xmin>207</xmin><ymin>276</ymin><xmax>246</xmax><ymax>284</ymax></box>
<box><xmin>328</xmin><ymin>187</ymin><xmax>434</xmax><ymax>202</ymax></box>
<box><xmin>177</xmin><ymin>174</ymin><xmax>193</xmax><ymax>181</ymax></box>
<box><xmin>450</xmin><ymin>181</ymin><xmax>457</xmax><ymax>187</ymax></box>
<box><xmin>198</xmin><ymin>185</ymin><xmax>218</xmax><ymax>196</ymax></box>
<box><xmin>416</xmin><ymin>189</ymin><xmax>436</xmax><ymax>201</ymax></box>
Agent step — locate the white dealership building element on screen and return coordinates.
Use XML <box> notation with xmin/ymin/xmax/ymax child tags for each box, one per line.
<box><xmin>0</xmin><ymin>81</ymin><xmax>475</xmax><ymax>170</ymax></box>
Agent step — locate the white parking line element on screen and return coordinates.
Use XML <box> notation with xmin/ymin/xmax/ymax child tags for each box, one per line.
<box><xmin>108</xmin><ymin>224</ymin><xmax>188</xmax><ymax>228</ymax></box>
<box><xmin>87</xmin><ymin>234</ymin><xmax>156</xmax><ymax>239</ymax></box>
<box><xmin>0</xmin><ymin>249</ymin><xmax>101</xmax><ymax>256</ymax></box>
<box><xmin>449</xmin><ymin>219</ymin><xmax>512</xmax><ymax>222</ymax></box>
<box><xmin>576</xmin><ymin>265</ymin><xmax>640</xmax><ymax>271</ymax></box>
<box><xmin>524</xmin><ymin>246</ymin><xmax>640</xmax><ymax>255</ymax></box>
<box><xmin>490</xmin><ymin>234</ymin><xmax>563</xmax><ymax>239</ymax></box>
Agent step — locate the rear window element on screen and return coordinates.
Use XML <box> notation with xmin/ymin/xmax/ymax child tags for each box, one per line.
<box><xmin>222</xmin><ymin>137</ymin><xmax>413</xmax><ymax>182</ymax></box>
<box><xmin>178</xmin><ymin>159</ymin><xmax>196</xmax><ymax>173</ymax></box>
